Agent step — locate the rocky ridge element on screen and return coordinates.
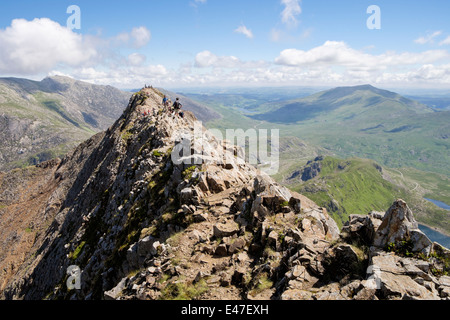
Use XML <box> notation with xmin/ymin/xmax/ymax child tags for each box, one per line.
<box><xmin>1</xmin><ymin>87</ymin><xmax>449</xmax><ymax>300</ymax></box>
<box><xmin>0</xmin><ymin>76</ymin><xmax>131</xmax><ymax>170</ymax></box>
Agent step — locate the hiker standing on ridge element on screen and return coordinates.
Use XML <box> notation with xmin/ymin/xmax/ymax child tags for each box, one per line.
<box><xmin>172</xmin><ymin>98</ymin><xmax>184</xmax><ymax>118</ymax></box>
<box><xmin>172</xmin><ymin>98</ymin><xmax>181</xmax><ymax>113</ymax></box>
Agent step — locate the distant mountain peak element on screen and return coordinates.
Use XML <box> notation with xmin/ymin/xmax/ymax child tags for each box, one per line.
<box><xmin>322</xmin><ymin>84</ymin><xmax>396</xmax><ymax>99</ymax></box>
<box><xmin>0</xmin><ymin>76</ymin><xmax>132</xmax><ymax>170</ymax></box>
<box><xmin>251</xmin><ymin>83</ymin><xmax>433</xmax><ymax>124</ymax></box>
<box><xmin>340</xmin><ymin>84</ymin><xmax>376</xmax><ymax>90</ymax></box>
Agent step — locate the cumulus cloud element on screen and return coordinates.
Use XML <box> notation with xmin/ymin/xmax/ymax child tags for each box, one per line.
<box><xmin>269</xmin><ymin>41</ymin><xmax>450</xmax><ymax>87</ymax></box>
<box><xmin>275</xmin><ymin>41</ymin><xmax>449</xmax><ymax>69</ymax></box>
<box><xmin>130</xmin><ymin>26</ymin><xmax>151</xmax><ymax>48</ymax></box>
<box><xmin>234</xmin><ymin>25</ymin><xmax>254</xmax><ymax>39</ymax></box>
<box><xmin>275</xmin><ymin>41</ymin><xmax>373</xmax><ymax>67</ymax></box>
<box><xmin>0</xmin><ymin>18</ymin><xmax>97</xmax><ymax>75</ymax></box>
<box><xmin>281</xmin><ymin>0</ymin><xmax>302</xmax><ymax>27</ymax></box>
<box><xmin>0</xmin><ymin>17</ymin><xmax>163</xmax><ymax>89</ymax></box>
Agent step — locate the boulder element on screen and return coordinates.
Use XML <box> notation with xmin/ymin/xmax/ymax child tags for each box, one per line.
<box><xmin>215</xmin><ymin>243</ymin><xmax>228</xmax><ymax>256</ymax></box>
<box><xmin>373</xmin><ymin>200</ymin><xmax>433</xmax><ymax>254</ymax></box>
<box><xmin>321</xmin><ymin>244</ymin><xmax>363</xmax><ymax>281</ymax></box>
<box><xmin>343</xmin><ymin>211</ymin><xmax>384</xmax><ymax>245</ymax></box>
<box><xmin>180</xmin><ymin>187</ymin><xmax>193</xmax><ymax>204</ymax></box>
<box><xmin>267</xmin><ymin>230</ymin><xmax>279</xmax><ymax>249</ymax></box>
<box><xmin>228</xmin><ymin>237</ymin><xmax>246</xmax><ymax>254</ymax></box>
<box><xmin>104</xmin><ymin>277</ymin><xmax>128</xmax><ymax>300</ymax></box>
<box><xmin>368</xmin><ymin>249</ymin><xmax>440</xmax><ymax>300</ymax></box>
<box><xmin>439</xmin><ymin>276</ymin><xmax>450</xmax><ymax>298</ymax></box>
<box><xmin>126</xmin><ymin>243</ymin><xmax>138</xmax><ymax>269</ymax></box>
<box><xmin>300</xmin><ymin>209</ymin><xmax>340</xmax><ymax>241</ymax></box>
<box><xmin>288</xmin><ymin>197</ymin><xmax>302</xmax><ymax>213</ymax></box>
<box><xmin>262</xmin><ymin>196</ymin><xmax>287</xmax><ymax>213</ymax></box>
<box><xmin>137</xmin><ymin>236</ymin><xmax>158</xmax><ymax>257</ymax></box>
<box><xmin>254</xmin><ymin>174</ymin><xmax>292</xmax><ymax>201</ymax></box>
<box><xmin>213</xmin><ymin>220</ymin><xmax>240</xmax><ymax>238</ymax></box>
<box><xmin>410</xmin><ymin>229</ymin><xmax>433</xmax><ymax>255</ymax></box>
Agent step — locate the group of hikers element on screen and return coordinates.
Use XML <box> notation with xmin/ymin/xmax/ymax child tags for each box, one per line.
<box><xmin>139</xmin><ymin>85</ymin><xmax>185</xmax><ymax>119</ymax></box>
<box><xmin>162</xmin><ymin>95</ymin><xmax>184</xmax><ymax>119</ymax></box>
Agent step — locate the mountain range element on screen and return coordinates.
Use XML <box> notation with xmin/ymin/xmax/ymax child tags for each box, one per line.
<box><xmin>1</xmin><ymin>86</ymin><xmax>448</xmax><ymax>301</ymax></box>
<box><xmin>0</xmin><ymin>76</ymin><xmax>132</xmax><ymax>170</ymax></box>
<box><xmin>250</xmin><ymin>85</ymin><xmax>433</xmax><ymax>123</ymax></box>
<box><xmin>252</xmin><ymin>85</ymin><xmax>450</xmax><ymax>175</ymax></box>
<box><xmin>185</xmin><ymin>85</ymin><xmax>450</xmax><ymax>212</ymax></box>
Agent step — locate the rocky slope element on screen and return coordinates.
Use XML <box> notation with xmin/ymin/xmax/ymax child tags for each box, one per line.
<box><xmin>0</xmin><ymin>87</ymin><xmax>449</xmax><ymax>300</ymax></box>
<box><xmin>0</xmin><ymin>76</ymin><xmax>131</xmax><ymax>170</ymax></box>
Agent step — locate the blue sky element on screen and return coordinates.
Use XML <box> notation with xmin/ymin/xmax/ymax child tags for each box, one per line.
<box><xmin>1</xmin><ymin>0</ymin><xmax>450</xmax><ymax>89</ymax></box>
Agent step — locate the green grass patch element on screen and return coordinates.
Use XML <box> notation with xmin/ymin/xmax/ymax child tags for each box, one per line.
<box><xmin>69</xmin><ymin>241</ymin><xmax>86</xmax><ymax>261</ymax></box>
<box><xmin>292</xmin><ymin>157</ymin><xmax>400</xmax><ymax>228</ymax></box>
<box><xmin>160</xmin><ymin>279</ymin><xmax>209</xmax><ymax>300</ymax></box>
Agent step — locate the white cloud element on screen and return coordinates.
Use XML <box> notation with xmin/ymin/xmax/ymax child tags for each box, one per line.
<box><xmin>59</xmin><ymin>63</ymin><xmax>168</xmax><ymax>88</ymax></box>
<box><xmin>414</xmin><ymin>30</ymin><xmax>442</xmax><ymax>45</ymax></box>
<box><xmin>275</xmin><ymin>41</ymin><xmax>449</xmax><ymax>69</ymax></box>
<box><xmin>275</xmin><ymin>41</ymin><xmax>373</xmax><ymax>67</ymax></box>
<box><xmin>234</xmin><ymin>25</ymin><xmax>254</xmax><ymax>39</ymax></box>
<box><xmin>0</xmin><ymin>18</ymin><xmax>154</xmax><ymax>78</ymax></box>
<box><xmin>128</xmin><ymin>53</ymin><xmax>147</xmax><ymax>66</ymax></box>
<box><xmin>0</xmin><ymin>18</ymin><xmax>97</xmax><ymax>75</ymax></box>
<box><xmin>114</xmin><ymin>26</ymin><xmax>151</xmax><ymax>49</ymax></box>
<box><xmin>269</xmin><ymin>41</ymin><xmax>450</xmax><ymax>87</ymax></box>
<box><xmin>130</xmin><ymin>26</ymin><xmax>151</xmax><ymax>48</ymax></box>
<box><xmin>195</xmin><ymin>51</ymin><xmax>240</xmax><ymax>68</ymax></box>
<box><xmin>439</xmin><ymin>36</ymin><xmax>450</xmax><ymax>46</ymax></box>
<box><xmin>194</xmin><ymin>50</ymin><xmax>268</xmax><ymax>70</ymax></box>
<box><xmin>281</xmin><ymin>0</ymin><xmax>302</xmax><ymax>27</ymax></box>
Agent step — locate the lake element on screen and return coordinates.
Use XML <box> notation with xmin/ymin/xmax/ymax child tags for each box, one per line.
<box><xmin>419</xmin><ymin>198</ymin><xmax>450</xmax><ymax>248</ymax></box>
<box><xmin>419</xmin><ymin>224</ymin><xmax>450</xmax><ymax>249</ymax></box>
<box><xmin>424</xmin><ymin>198</ymin><xmax>450</xmax><ymax>211</ymax></box>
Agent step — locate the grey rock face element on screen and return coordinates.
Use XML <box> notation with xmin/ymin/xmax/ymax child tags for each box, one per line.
<box><xmin>373</xmin><ymin>199</ymin><xmax>432</xmax><ymax>254</ymax></box>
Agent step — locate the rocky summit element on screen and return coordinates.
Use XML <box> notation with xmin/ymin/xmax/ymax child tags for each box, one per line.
<box><xmin>0</xmin><ymin>87</ymin><xmax>449</xmax><ymax>301</ymax></box>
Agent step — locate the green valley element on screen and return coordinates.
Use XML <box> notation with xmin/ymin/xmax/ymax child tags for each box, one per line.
<box><xmin>282</xmin><ymin>156</ymin><xmax>450</xmax><ymax>234</ymax></box>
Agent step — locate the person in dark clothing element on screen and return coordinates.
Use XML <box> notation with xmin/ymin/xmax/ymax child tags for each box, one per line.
<box><xmin>172</xmin><ymin>98</ymin><xmax>184</xmax><ymax>118</ymax></box>
<box><xmin>173</xmin><ymin>98</ymin><xmax>181</xmax><ymax>110</ymax></box>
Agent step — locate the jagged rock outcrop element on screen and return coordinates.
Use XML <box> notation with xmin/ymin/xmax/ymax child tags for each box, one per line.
<box><xmin>0</xmin><ymin>87</ymin><xmax>449</xmax><ymax>301</ymax></box>
<box><xmin>342</xmin><ymin>200</ymin><xmax>450</xmax><ymax>300</ymax></box>
<box><xmin>287</xmin><ymin>156</ymin><xmax>323</xmax><ymax>182</ymax></box>
<box><xmin>373</xmin><ymin>199</ymin><xmax>433</xmax><ymax>254</ymax></box>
